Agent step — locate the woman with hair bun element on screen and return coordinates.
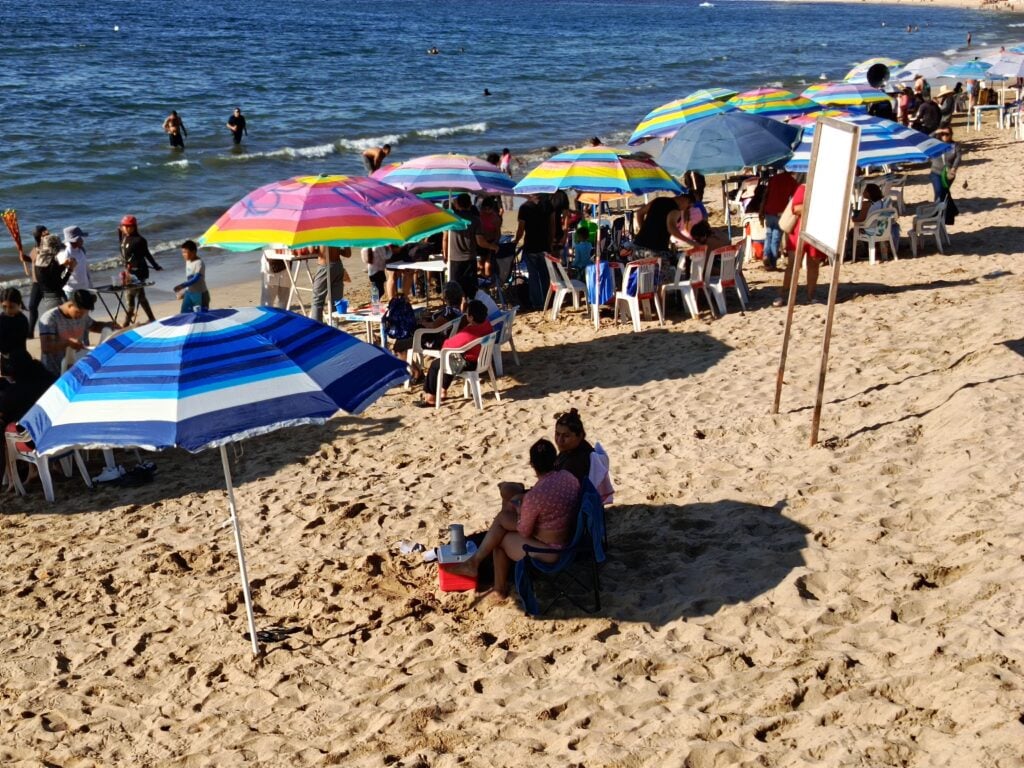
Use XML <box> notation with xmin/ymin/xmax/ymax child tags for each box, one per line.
<box><xmin>553</xmin><ymin>408</ymin><xmax>594</xmax><ymax>482</ymax></box>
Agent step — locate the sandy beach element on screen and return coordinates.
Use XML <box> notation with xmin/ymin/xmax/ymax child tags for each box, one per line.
<box><xmin>3</xmin><ymin>110</ymin><xmax>1024</xmax><ymax>768</ymax></box>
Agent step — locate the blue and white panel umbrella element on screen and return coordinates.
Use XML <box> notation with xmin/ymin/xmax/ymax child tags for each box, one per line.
<box><xmin>22</xmin><ymin>307</ymin><xmax>409</xmax><ymax>655</ymax></box>
<box><xmin>785</xmin><ymin>114</ymin><xmax>949</xmax><ymax>172</ymax></box>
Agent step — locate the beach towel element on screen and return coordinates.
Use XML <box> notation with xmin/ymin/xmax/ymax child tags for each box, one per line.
<box><xmin>588</xmin><ymin>442</ymin><xmax>614</xmax><ymax>505</ymax></box>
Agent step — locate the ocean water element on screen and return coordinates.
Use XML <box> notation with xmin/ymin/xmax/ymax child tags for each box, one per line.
<box><xmin>1</xmin><ymin>0</ymin><xmax>1019</xmax><ymax>278</ymax></box>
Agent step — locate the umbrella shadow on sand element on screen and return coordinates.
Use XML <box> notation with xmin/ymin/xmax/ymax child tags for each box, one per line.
<box><xmin>505</xmin><ymin>326</ymin><xmax>733</xmax><ymax>396</ymax></box>
<box><xmin>2</xmin><ymin>415</ymin><xmax>403</xmax><ymax>517</ymax></box>
<box><xmin>531</xmin><ymin>499</ymin><xmax>808</xmax><ymax>624</ymax></box>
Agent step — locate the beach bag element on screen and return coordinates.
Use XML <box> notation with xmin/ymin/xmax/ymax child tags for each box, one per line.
<box><xmin>944</xmin><ymin>194</ymin><xmax>959</xmax><ymax>225</ymax></box>
<box><xmin>778</xmin><ymin>198</ymin><xmax>799</xmax><ymax>234</ymax></box>
<box><xmin>383</xmin><ymin>295</ymin><xmax>416</xmax><ymax>340</ymax></box>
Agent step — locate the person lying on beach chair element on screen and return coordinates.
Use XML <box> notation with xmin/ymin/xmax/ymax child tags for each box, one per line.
<box><xmin>447</xmin><ymin>439</ymin><xmax>578</xmax><ymax>599</ymax></box>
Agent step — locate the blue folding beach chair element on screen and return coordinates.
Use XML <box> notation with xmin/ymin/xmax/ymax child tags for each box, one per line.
<box><xmin>513</xmin><ymin>479</ymin><xmax>607</xmax><ymax>616</ymax></box>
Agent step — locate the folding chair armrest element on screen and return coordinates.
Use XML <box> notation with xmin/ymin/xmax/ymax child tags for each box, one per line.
<box><xmin>522</xmin><ymin>542</ymin><xmax>567</xmax><ymax>557</ymax></box>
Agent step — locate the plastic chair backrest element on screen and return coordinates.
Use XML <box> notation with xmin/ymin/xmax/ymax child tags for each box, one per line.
<box><xmin>553</xmin><ymin>258</ymin><xmax>576</xmax><ymax>287</ymax></box>
<box><xmin>718</xmin><ymin>251</ymin><xmax>738</xmax><ymax>286</ymax></box>
<box><xmin>474</xmin><ymin>333</ymin><xmax>498</xmax><ymax>372</ymax></box>
<box><xmin>688</xmin><ymin>249</ymin><xmax>708</xmax><ymax>286</ymax></box>
<box><xmin>628</xmin><ymin>258</ymin><xmax>659</xmax><ymax>298</ymax></box>
<box><xmin>544</xmin><ymin>255</ymin><xmax>568</xmax><ymax>289</ymax></box>
<box><xmin>916</xmin><ymin>201</ymin><xmax>944</xmax><ymax>221</ymax></box>
<box><xmin>497</xmin><ymin>308</ymin><xmax>516</xmax><ymax>346</ymax></box>
<box><xmin>862</xmin><ymin>207</ymin><xmax>895</xmax><ymax>237</ymax></box>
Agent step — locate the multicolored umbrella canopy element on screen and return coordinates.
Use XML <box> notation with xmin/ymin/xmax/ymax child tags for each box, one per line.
<box><xmin>785</xmin><ymin>114</ymin><xmax>948</xmax><ymax>172</ymax></box>
<box><xmin>938</xmin><ymin>59</ymin><xmax>1002</xmax><ymax>80</ymax></box>
<box><xmin>802</xmin><ymin>82</ymin><xmax>891</xmax><ymax>107</ymax></box>
<box><xmin>844</xmin><ymin>57</ymin><xmax>904</xmax><ymax>83</ymax></box>
<box><xmin>787</xmin><ymin>109</ymin><xmax>853</xmax><ymax>127</ymax></box>
<box><xmin>727</xmin><ymin>88</ymin><xmax>819</xmax><ymax>119</ymax></box>
<box><xmin>512</xmin><ymin>146</ymin><xmax>683</xmax><ymax>196</ymax></box>
<box><xmin>21</xmin><ymin>306</ymin><xmax>410</xmax><ymax>656</ymax></box>
<box><xmin>659</xmin><ymin>111</ymin><xmax>803</xmax><ymax>175</ymax></box>
<box><xmin>628</xmin><ymin>99</ymin><xmax>735</xmax><ymax>145</ymax></box>
<box><xmin>198</xmin><ymin>174</ymin><xmax>466</xmax><ymax>251</ymax></box>
<box><xmin>371</xmin><ymin>153</ymin><xmax>515</xmax><ymax>195</ymax></box>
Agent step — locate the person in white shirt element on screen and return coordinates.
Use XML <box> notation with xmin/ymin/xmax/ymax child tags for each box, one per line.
<box><xmin>58</xmin><ymin>225</ymin><xmax>91</xmax><ymax>296</ymax></box>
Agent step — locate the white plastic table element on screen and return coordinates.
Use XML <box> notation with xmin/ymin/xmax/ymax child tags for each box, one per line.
<box><xmin>331</xmin><ymin>308</ymin><xmax>386</xmax><ymax>348</ymax></box>
<box><xmin>387</xmin><ymin>259</ymin><xmax>447</xmax><ymax>302</ymax></box>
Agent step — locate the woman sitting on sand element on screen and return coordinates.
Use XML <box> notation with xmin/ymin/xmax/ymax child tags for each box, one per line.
<box><xmin>449</xmin><ymin>439</ymin><xmax>579</xmax><ymax>598</ymax></box>
<box><xmin>553</xmin><ymin>408</ymin><xmax>594</xmax><ymax>483</ymax></box>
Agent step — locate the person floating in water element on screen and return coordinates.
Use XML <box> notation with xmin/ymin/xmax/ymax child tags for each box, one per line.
<box><xmin>483</xmin><ymin>88</ymin><xmax>491</xmax><ymax>96</ymax></box>
<box><xmin>163</xmin><ymin>110</ymin><xmax>187</xmax><ymax>149</ymax></box>
<box><xmin>362</xmin><ymin>144</ymin><xmax>391</xmax><ymax>173</ymax></box>
<box><xmin>226</xmin><ymin>107</ymin><xmax>247</xmax><ymax>145</ymax></box>
<box><xmin>427</xmin><ymin>46</ymin><xmax>440</xmax><ymax>55</ymax></box>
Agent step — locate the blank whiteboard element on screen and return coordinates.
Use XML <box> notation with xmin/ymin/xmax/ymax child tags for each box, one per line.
<box><xmin>802</xmin><ymin>119</ymin><xmax>860</xmax><ymax>256</ymax></box>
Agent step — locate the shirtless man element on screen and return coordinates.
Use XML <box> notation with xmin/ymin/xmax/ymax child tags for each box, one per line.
<box><xmin>163</xmin><ymin>110</ymin><xmax>187</xmax><ymax>149</ymax></box>
<box><xmin>362</xmin><ymin>144</ymin><xmax>391</xmax><ymax>173</ymax></box>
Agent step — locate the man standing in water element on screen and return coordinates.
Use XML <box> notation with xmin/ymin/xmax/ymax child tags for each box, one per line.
<box><xmin>226</xmin><ymin>107</ymin><xmax>248</xmax><ymax>145</ymax></box>
<box><xmin>163</xmin><ymin>110</ymin><xmax>187</xmax><ymax>149</ymax></box>
<box><xmin>362</xmin><ymin>144</ymin><xmax>391</xmax><ymax>173</ymax></box>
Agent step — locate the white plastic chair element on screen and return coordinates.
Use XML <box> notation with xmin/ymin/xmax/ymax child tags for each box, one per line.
<box><xmin>708</xmin><ymin>246</ymin><xmax>747</xmax><ymax>315</ymax></box>
<box><xmin>662</xmin><ymin>248</ymin><xmax>712</xmax><ymax>320</ymax></box>
<box><xmin>542</xmin><ymin>256</ymin><xmax>588</xmax><ymax>320</ymax></box>
<box><xmin>851</xmin><ymin>207</ymin><xmax>899</xmax><ymax>265</ymax></box>
<box><xmin>5</xmin><ymin>428</ymin><xmax>93</xmax><ymax>503</ymax></box>
<box><xmin>405</xmin><ymin>316</ymin><xmax>460</xmax><ymax>389</ymax></box>
<box><xmin>909</xmin><ymin>200</ymin><xmax>949</xmax><ymax>257</ymax></box>
<box><xmin>436</xmin><ymin>333</ymin><xmax>501</xmax><ymax>410</ymax></box>
<box><xmin>491</xmin><ymin>307</ymin><xmax>519</xmax><ymax>377</ymax></box>
<box><xmin>885</xmin><ymin>175</ymin><xmax>908</xmax><ymax>215</ymax></box>
<box><xmin>614</xmin><ymin>258</ymin><xmax>664</xmax><ymax>332</ymax></box>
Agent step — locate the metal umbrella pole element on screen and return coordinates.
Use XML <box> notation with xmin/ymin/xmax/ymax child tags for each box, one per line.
<box><xmin>220</xmin><ymin>444</ymin><xmax>260</xmax><ymax>656</ymax></box>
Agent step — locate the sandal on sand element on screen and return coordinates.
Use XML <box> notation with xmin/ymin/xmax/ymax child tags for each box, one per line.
<box><xmin>771</xmin><ymin>297</ymin><xmax>785</xmax><ymax>308</ymax></box>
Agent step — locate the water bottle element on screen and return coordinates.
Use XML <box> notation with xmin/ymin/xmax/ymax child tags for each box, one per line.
<box><xmin>449</xmin><ymin>524</ymin><xmax>466</xmax><ymax>556</ymax></box>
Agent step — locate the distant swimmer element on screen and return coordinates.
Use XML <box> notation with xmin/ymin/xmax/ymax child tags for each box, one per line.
<box><xmin>499</xmin><ymin>148</ymin><xmax>512</xmax><ymax>176</ymax></box>
<box><xmin>427</xmin><ymin>46</ymin><xmax>440</xmax><ymax>55</ymax></box>
<box><xmin>483</xmin><ymin>88</ymin><xmax>491</xmax><ymax>96</ymax></box>
<box><xmin>362</xmin><ymin>144</ymin><xmax>391</xmax><ymax>173</ymax></box>
<box><xmin>226</xmin><ymin>107</ymin><xmax>248</xmax><ymax>145</ymax></box>
<box><xmin>589</xmin><ymin>136</ymin><xmax>602</xmax><ymax>147</ymax></box>
<box><xmin>163</xmin><ymin>110</ymin><xmax>187</xmax><ymax>149</ymax></box>
<box><xmin>966</xmin><ymin>31</ymin><xmax>972</xmax><ymax>47</ymax></box>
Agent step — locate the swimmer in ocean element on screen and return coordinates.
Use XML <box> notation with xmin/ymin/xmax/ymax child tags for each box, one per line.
<box><xmin>163</xmin><ymin>110</ymin><xmax>187</xmax><ymax>149</ymax></box>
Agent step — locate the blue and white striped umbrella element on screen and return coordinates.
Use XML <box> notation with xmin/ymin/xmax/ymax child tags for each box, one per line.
<box><xmin>21</xmin><ymin>306</ymin><xmax>408</xmax><ymax>656</ymax></box>
<box><xmin>23</xmin><ymin>306</ymin><xmax>408</xmax><ymax>454</ymax></box>
<box><xmin>785</xmin><ymin>114</ymin><xmax>948</xmax><ymax>172</ymax></box>
<box><xmin>938</xmin><ymin>59</ymin><xmax>1004</xmax><ymax>81</ymax></box>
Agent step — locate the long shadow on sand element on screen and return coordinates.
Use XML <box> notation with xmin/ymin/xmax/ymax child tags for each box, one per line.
<box><xmin>947</xmin><ymin>224</ymin><xmax>1024</xmax><ymax>256</ymax></box>
<box><xmin>1</xmin><ymin>415</ymin><xmax>403</xmax><ymax>516</ymax></box>
<box><xmin>507</xmin><ymin>327</ymin><xmax>732</xmax><ymax>397</ymax></box>
<box><xmin>532</xmin><ymin>499</ymin><xmax>807</xmax><ymax>625</ymax></box>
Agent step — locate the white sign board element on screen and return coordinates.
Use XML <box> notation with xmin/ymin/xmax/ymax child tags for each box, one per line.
<box><xmin>802</xmin><ymin>119</ymin><xmax>860</xmax><ymax>257</ymax></box>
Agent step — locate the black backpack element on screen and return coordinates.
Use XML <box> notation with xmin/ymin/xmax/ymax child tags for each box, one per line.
<box><xmin>383</xmin><ymin>294</ymin><xmax>417</xmax><ymax>339</ymax></box>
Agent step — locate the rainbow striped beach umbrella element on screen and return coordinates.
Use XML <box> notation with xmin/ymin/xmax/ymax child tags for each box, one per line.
<box><xmin>785</xmin><ymin>114</ymin><xmax>948</xmax><ymax>172</ymax></box>
<box><xmin>844</xmin><ymin>57</ymin><xmax>903</xmax><ymax>83</ymax></box>
<box><xmin>512</xmin><ymin>146</ymin><xmax>682</xmax><ymax>197</ymax></box>
<box><xmin>802</xmin><ymin>82</ymin><xmax>891</xmax><ymax>107</ymax></box>
<box><xmin>727</xmin><ymin>88</ymin><xmax>818</xmax><ymax>119</ymax></box>
<box><xmin>371</xmin><ymin>153</ymin><xmax>515</xmax><ymax>195</ymax></box>
<box><xmin>787</xmin><ymin>109</ymin><xmax>852</xmax><ymax>127</ymax></box>
<box><xmin>198</xmin><ymin>174</ymin><xmax>466</xmax><ymax>251</ymax></box>
<box><xmin>628</xmin><ymin>99</ymin><xmax>735</xmax><ymax>145</ymax></box>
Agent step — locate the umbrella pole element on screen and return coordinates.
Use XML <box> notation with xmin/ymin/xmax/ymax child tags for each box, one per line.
<box><xmin>221</xmin><ymin>444</ymin><xmax>260</xmax><ymax>656</ymax></box>
<box><xmin>592</xmin><ymin>224</ymin><xmax>602</xmax><ymax>329</ymax></box>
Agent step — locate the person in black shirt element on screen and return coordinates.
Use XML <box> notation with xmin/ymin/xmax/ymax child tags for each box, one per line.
<box><xmin>0</xmin><ymin>288</ymin><xmax>30</xmax><ymax>364</ymax></box>
<box><xmin>552</xmin><ymin>408</ymin><xmax>594</xmax><ymax>483</ymax></box>
<box><xmin>514</xmin><ymin>193</ymin><xmax>554</xmax><ymax>309</ymax></box>
<box><xmin>912</xmin><ymin>97</ymin><xmax>942</xmax><ymax>134</ymax></box>
<box><xmin>119</xmin><ymin>215</ymin><xmax>163</xmax><ymax>324</ymax></box>
<box><xmin>227</xmin><ymin>107</ymin><xmax>248</xmax><ymax>145</ymax></box>
<box><xmin>35</xmin><ymin>234</ymin><xmax>75</xmax><ymax>318</ymax></box>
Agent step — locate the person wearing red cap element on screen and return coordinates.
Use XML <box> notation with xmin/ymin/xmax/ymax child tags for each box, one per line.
<box><xmin>118</xmin><ymin>215</ymin><xmax>163</xmax><ymax>324</ymax></box>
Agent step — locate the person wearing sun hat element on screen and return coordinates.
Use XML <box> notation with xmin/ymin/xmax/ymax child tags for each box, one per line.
<box><xmin>118</xmin><ymin>214</ymin><xmax>163</xmax><ymax>324</ymax></box>
<box><xmin>58</xmin><ymin>225</ymin><xmax>91</xmax><ymax>296</ymax></box>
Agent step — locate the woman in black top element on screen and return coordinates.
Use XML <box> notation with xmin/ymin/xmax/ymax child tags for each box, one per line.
<box><xmin>552</xmin><ymin>408</ymin><xmax>594</xmax><ymax>483</ymax></box>
<box><xmin>35</xmin><ymin>234</ymin><xmax>74</xmax><ymax>318</ymax></box>
<box><xmin>119</xmin><ymin>215</ymin><xmax>163</xmax><ymax>324</ymax></box>
<box><xmin>0</xmin><ymin>288</ymin><xmax>30</xmax><ymax>361</ymax></box>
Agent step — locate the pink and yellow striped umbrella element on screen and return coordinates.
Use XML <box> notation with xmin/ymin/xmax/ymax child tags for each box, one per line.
<box><xmin>802</xmin><ymin>82</ymin><xmax>891</xmax><ymax>107</ymax></box>
<box><xmin>198</xmin><ymin>174</ymin><xmax>466</xmax><ymax>251</ymax></box>
<box><xmin>727</xmin><ymin>88</ymin><xmax>819</xmax><ymax>119</ymax></box>
<box><xmin>787</xmin><ymin>108</ymin><xmax>852</xmax><ymax>127</ymax></box>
